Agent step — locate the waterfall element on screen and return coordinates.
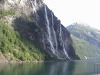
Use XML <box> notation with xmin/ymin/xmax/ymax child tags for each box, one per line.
<box><xmin>31</xmin><ymin>0</ymin><xmax>38</xmax><ymax>26</ymax></box>
<box><xmin>59</xmin><ymin>24</ymin><xmax>71</xmax><ymax>59</ymax></box>
<box><xmin>51</xmin><ymin>12</ymin><xmax>58</xmax><ymax>51</ymax></box>
<box><xmin>51</xmin><ymin>12</ymin><xmax>60</xmax><ymax>58</ymax></box>
<box><xmin>44</xmin><ymin>5</ymin><xmax>55</xmax><ymax>54</ymax></box>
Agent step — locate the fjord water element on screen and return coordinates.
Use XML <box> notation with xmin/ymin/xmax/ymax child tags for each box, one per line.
<box><xmin>0</xmin><ymin>60</ymin><xmax>100</xmax><ymax>75</ymax></box>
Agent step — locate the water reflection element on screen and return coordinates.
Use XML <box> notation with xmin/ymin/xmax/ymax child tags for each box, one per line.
<box><xmin>0</xmin><ymin>63</ymin><xmax>44</xmax><ymax>75</ymax></box>
<box><xmin>0</xmin><ymin>60</ymin><xmax>100</xmax><ymax>75</ymax></box>
<box><xmin>44</xmin><ymin>61</ymin><xmax>76</xmax><ymax>75</ymax></box>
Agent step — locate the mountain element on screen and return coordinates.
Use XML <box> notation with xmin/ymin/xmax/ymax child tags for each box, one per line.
<box><xmin>0</xmin><ymin>0</ymin><xmax>79</xmax><ymax>62</ymax></box>
<box><xmin>67</xmin><ymin>23</ymin><xmax>100</xmax><ymax>59</ymax></box>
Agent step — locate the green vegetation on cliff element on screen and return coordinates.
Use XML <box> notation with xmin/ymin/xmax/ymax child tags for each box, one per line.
<box><xmin>0</xmin><ymin>22</ymin><xmax>45</xmax><ymax>61</ymax></box>
<box><xmin>0</xmin><ymin>9</ymin><xmax>15</xmax><ymax>18</ymax></box>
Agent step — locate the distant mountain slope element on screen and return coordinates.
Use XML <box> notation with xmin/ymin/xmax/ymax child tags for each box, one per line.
<box><xmin>72</xmin><ymin>36</ymin><xmax>100</xmax><ymax>59</ymax></box>
<box><xmin>67</xmin><ymin>23</ymin><xmax>100</xmax><ymax>59</ymax></box>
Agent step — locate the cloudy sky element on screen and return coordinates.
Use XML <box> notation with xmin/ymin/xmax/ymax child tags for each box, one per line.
<box><xmin>44</xmin><ymin>0</ymin><xmax>100</xmax><ymax>29</ymax></box>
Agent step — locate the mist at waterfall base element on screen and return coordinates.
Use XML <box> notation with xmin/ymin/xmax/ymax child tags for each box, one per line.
<box><xmin>1</xmin><ymin>60</ymin><xmax>100</xmax><ymax>75</ymax></box>
<box><xmin>44</xmin><ymin>0</ymin><xmax>100</xmax><ymax>29</ymax></box>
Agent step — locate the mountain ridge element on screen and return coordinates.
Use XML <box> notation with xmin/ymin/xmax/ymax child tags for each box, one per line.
<box><xmin>67</xmin><ymin>23</ymin><xmax>100</xmax><ymax>59</ymax></box>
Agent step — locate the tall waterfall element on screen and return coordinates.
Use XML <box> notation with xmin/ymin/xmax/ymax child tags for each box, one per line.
<box><xmin>59</xmin><ymin>24</ymin><xmax>71</xmax><ymax>59</ymax></box>
<box><xmin>51</xmin><ymin>12</ymin><xmax>60</xmax><ymax>58</ymax></box>
<box><xmin>51</xmin><ymin>12</ymin><xmax>58</xmax><ymax>51</ymax></box>
<box><xmin>44</xmin><ymin>5</ymin><xmax>55</xmax><ymax>54</ymax></box>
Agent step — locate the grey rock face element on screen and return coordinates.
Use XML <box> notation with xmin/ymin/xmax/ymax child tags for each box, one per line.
<box><xmin>32</xmin><ymin>4</ymin><xmax>79</xmax><ymax>59</ymax></box>
<box><xmin>0</xmin><ymin>0</ymin><xmax>79</xmax><ymax>60</ymax></box>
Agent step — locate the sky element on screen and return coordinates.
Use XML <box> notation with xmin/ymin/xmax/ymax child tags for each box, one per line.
<box><xmin>44</xmin><ymin>0</ymin><xmax>100</xmax><ymax>29</ymax></box>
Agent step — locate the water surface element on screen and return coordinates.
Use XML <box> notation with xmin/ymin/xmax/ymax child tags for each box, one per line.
<box><xmin>0</xmin><ymin>60</ymin><xmax>100</xmax><ymax>75</ymax></box>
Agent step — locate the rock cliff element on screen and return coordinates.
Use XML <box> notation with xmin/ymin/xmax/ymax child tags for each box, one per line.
<box><xmin>0</xmin><ymin>0</ymin><xmax>79</xmax><ymax>60</ymax></box>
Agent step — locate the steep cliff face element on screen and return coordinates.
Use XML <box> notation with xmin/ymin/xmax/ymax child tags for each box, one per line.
<box><xmin>0</xmin><ymin>0</ymin><xmax>79</xmax><ymax>60</ymax></box>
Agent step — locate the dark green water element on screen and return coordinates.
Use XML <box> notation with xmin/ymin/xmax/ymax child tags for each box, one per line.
<box><xmin>0</xmin><ymin>60</ymin><xmax>100</xmax><ymax>75</ymax></box>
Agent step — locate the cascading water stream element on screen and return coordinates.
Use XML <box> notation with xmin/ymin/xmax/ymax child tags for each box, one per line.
<box><xmin>44</xmin><ymin>5</ymin><xmax>55</xmax><ymax>54</ymax></box>
<box><xmin>51</xmin><ymin>12</ymin><xmax>58</xmax><ymax>51</ymax></box>
<box><xmin>51</xmin><ymin>12</ymin><xmax>60</xmax><ymax>58</ymax></box>
<box><xmin>59</xmin><ymin>24</ymin><xmax>71</xmax><ymax>59</ymax></box>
